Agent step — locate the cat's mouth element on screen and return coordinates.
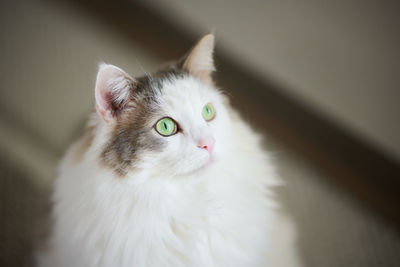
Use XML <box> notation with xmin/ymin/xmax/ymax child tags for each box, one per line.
<box><xmin>185</xmin><ymin>155</ymin><xmax>214</xmax><ymax>175</ymax></box>
<box><xmin>175</xmin><ymin>151</ymin><xmax>216</xmax><ymax>176</ymax></box>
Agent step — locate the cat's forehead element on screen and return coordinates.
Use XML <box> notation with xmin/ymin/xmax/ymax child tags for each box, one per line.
<box><xmin>160</xmin><ymin>76</ymin><xmax>218</xmax><ymax>107</ymax></box>
<box><xmin>133</xmin><ymin>62</ymin><xmax>219</xmax><ymax>111</ymax></box>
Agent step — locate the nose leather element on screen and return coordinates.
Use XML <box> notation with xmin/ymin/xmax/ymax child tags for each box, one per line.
<box><xmin>197</xmin><ymin>137</ymin><xmax>215</xmax><ymax>154</ymax></box>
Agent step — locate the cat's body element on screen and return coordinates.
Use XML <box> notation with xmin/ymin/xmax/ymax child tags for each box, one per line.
<box><xmin>36</xmin><ymin>35</ymin><xmax>301</xmax><ymax>267</ymax></box>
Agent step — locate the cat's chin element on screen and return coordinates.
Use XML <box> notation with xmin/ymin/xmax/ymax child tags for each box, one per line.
<box><xmin>192</xmin><ymin>155</ymin><xmax>215</xmax><ymax>174</ymax></box>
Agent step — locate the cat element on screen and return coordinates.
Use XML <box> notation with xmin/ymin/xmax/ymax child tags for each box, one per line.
<box><xmin>35</xmin><ymin>34</ymin><xmax>302</xmax><ymax>267</ymax></box>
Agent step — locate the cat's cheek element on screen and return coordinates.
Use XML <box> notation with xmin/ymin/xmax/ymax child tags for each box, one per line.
<box><xmin>208</xmin><ymin>126</ymin><xmax>231</xmax><ymax>159</ymax></box>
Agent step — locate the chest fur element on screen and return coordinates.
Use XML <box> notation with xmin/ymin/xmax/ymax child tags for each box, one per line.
<box><xmin>53</xmin><ymin>171</ymin><xmax>272</xmax><ymax>267</ymax></box>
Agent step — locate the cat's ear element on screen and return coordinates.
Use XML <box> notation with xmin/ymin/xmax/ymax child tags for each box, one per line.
<box><xmin>182</xmin><ymin>34</ymin><xmax>215</xmax><ymax>83</ymax></box>
<box><xmin>95</xmin><ymin>63</ymin><xmax>136</xmax><ymax>123</ymax></box>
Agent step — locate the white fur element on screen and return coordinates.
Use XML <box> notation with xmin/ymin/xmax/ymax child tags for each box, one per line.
<box><xmin>36</xmin><ymin>76</ymin><xmax>301</xmax><ymax>267</ymax></box>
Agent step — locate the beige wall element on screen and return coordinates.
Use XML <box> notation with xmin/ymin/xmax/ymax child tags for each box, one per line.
<box><xmin>148</xmin><ymin>0</ymin><xmax>400</xmax><ymax>162</ymax></box>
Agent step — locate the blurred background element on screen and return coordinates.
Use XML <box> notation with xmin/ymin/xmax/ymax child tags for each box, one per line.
<box><xmin>1</xmin><ymin>0</ymin><xmax>399</xmax><ymax>266</ymax></box>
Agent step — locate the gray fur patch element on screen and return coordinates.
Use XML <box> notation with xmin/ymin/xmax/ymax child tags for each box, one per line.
<box><xmin>100</xmin><ymin>64</ymin><xmax>184</xmax><ymax>176</ymax></box>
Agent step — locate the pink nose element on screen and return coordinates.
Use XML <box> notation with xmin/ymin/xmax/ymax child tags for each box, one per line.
<box><xmin>197</xmin><ymin>137</ymin><xmax>215</xmax><ymax>154</ymax></box>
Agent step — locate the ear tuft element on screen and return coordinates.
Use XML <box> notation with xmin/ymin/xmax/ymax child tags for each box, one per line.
<box><xmin>183</xmin><ymin>34</ymin><xmax>215</xmax><ymax>82</ymax></box>
<box><xmin>95</xmin><ymin>63</ymin><xmax>135</xmax><ymax>123</ymax></box>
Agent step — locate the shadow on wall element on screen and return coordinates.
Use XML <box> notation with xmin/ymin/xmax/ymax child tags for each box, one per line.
<box><xmin>0</xmin><ymin>157</ymin><xmax>50</xmax><ymax>267</ymax></box>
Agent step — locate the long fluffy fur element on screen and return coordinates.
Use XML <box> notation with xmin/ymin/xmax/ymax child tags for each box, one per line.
<box><xmin>36</xmin><ymin>69</ymin><xmax>301</xmax><ymax>267</ymax></box>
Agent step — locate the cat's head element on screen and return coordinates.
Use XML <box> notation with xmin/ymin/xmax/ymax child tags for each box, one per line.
<box><xmin>94</xmin><ymin>34</ymin><xmax>232</xmax><ymax>177</ymax></box>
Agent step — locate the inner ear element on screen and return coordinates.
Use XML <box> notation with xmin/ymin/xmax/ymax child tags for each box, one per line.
<box><xmin>182</xmin><ymin>34</ymin><xmax>215</xmax><ymax>83</ymax></box>
<box><xmin>95</xmin><ymin>63</ymin><xmax>136</xmax><ymax>123</ymax></box>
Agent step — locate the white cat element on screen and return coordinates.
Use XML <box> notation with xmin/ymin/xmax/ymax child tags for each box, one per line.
<box><xmin>36</xmin><ymin>34</ymin><xmax>302</xmax><ymax>267</ymax></box>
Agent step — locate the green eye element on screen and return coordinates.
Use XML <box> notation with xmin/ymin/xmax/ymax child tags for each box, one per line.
<box><xmin>155</xmin><ymin>117</ymin><xmax>177</xmax><ymax>136</ymax></box>
<box><xmin>202</xmin><ymin>103</ymin><xmax>216</xmax><ymax>121</ymax></box>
